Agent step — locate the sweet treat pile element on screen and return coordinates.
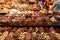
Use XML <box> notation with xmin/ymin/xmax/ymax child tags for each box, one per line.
<box><xmin>0</xmin><ymin>11</ymin><xmax>56</xmax><ymax>26</ymax></box>
<box><xmin>0</xmin><ymin>27</ymin><xmax>60</xmax><ymax>40</ymax></box>
<box><xmin>0</xmin><ymin>0</ymin><xmax>57</xmax><ymax>26</ymax></box>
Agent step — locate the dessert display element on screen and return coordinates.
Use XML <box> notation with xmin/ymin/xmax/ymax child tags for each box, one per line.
<box><xmin>0</xmin><ymin>0</ymin><xmax>59</xmax><ymax>26</ymax></box>
<box><xmin>0</xmin><ymin>27</ymin><xmax>59</xmax><ymax>40</ymax></box>
<box><xmin>0</xmin><ymin>0</ymin><xmax>58</xmax><ymax>26</ymax></box>
<box><xmin>0</xmin><ymin>11</ymin><xmax>55</xmax><ymax>26</ymax></box>
<box><xmin>0</xmin><ymin>0</ymin><xmax>60</xmax><ymax>40</ymax></box>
